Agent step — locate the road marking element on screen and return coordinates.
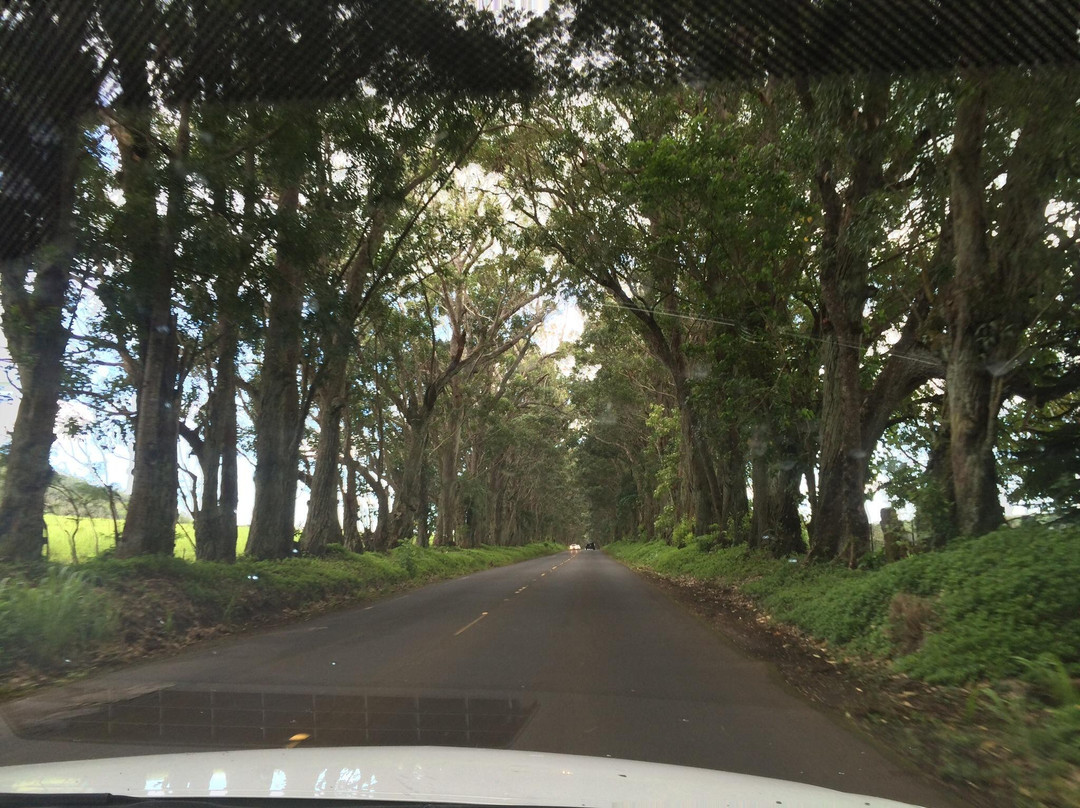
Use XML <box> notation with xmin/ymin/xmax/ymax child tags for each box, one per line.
<box><xmin>453</xmin><ymin>612</ymin><xmax>488</xmax><ymax>636</ymax></box>
<box><xmin>541</xmin><ymin>573</ymin><xmax>546</xmax><ymax>577</ymax></box>
<box><xmin>363</xmin><ymin>606</ymin><xmax>374</xmax><ymax>611</ymax></box>
<box><xmin>515</xmin><ymin>586</ymin><xmax>527</xmax><ymax>594</ymax></box>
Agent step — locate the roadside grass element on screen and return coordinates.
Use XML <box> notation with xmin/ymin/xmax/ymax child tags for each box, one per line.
<box><xmin>606</xmin><ymin>526</ymin><xmax>1080</xmax><ymax>807</ymax></box>
<box><xmin>43</xmin><ymin>515</ymin><xmax>250</xmax><ymax>562</ymax></box>
<box><xmin>0</xmin><ymin>541</ymin><xmax>562</xmax><ymax>688</ymax></box>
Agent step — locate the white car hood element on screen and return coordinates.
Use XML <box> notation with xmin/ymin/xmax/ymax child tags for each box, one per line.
<box><xmin>0</xmin><ymin>746</ymin><xmax>922</xmax><ymax>807</ymax></box>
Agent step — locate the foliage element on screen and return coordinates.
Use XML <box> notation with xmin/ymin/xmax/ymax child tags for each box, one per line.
<box><xmin>0</xmin><ymin>567</ymin><xmax>117</xmax><ymax>670</ymax></box>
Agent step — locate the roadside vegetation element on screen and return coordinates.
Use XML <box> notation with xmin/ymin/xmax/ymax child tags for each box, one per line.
<box><xmin>0</xmin><ymin>542</ymin><xmax>562</xmax><ymax>694</ymax></box>
<box><xmin>606</xmin><ymin>526</ymin><xmax>1080</xmax><ymax>808</ymax></box>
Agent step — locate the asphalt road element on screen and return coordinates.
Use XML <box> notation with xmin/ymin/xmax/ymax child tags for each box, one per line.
<box><xmin>0</xmin><ymin>551</ymin><xmax>955</xmax><ymax>806</ymax></box>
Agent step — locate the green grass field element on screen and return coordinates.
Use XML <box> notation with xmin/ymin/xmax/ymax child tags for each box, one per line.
<box><xmin>44</xmin><ymin>515</ymin><xmax>250</xmax><ymax>562</ymax></box>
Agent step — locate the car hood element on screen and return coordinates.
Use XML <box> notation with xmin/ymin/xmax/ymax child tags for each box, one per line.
<box><xmin>0</xmin><ymin>746</ymin><xmax>922</xmax><ymax>807</ymax></box>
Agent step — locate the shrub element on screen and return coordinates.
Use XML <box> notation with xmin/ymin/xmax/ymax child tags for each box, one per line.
<box><xmin>0</xmin><ymin>567</ymin><xmax>117</xmax><ymax>671</ymax></box>
<box><xmin>1014</xmin><ymin>653</ymin><xmax>1080</xmax><ymax>707</ymax></box>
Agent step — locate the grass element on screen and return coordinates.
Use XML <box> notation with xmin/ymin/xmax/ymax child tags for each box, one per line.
<box><xmin>606</xmin><ymin>526</ymin><xmax>1080</xmax><ymax>807</ymax></box>
<box><xmin>0</xmin><ymin>541</ymin><xmax>563</xmax><ymax>685</ymax></box>
<box><xmin>43</xmin><ymin>515</ymin><xmax>249</xmax><ymax>562</ymax></box>
<box><xmin>0</xmin><ymin>567</ymin><xmax>117</xmax><ymax>669</ymax></box>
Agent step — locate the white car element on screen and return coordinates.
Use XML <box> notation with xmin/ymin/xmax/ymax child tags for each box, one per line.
<box><xmin>569</xmin><ymin>543</ymin><xmax>581</xmax><ymax>551</ymax></box>
<box><xmin>0</xmin><ymin>747</ymin><xmax>922</xmax><ymax>807</ymax></box>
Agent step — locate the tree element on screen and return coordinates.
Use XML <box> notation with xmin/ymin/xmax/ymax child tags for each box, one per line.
<box><xmin>571</xmin><ymin>314</ymin><xmax>670</xmax><ymax>543</ymax></box>
<box><xmin>361</xmin><ymin>203</ymin><xmax>553</xmax><ymax>551</ymax></box>
<box><xmin>944</xmin><ymin>70</ymin><xmax>1079</xmax><ymax>536</ymax></box>
<box><xmin>0</xmin><ymin>1</ymin><xmax>99</xmax><ymax>561</ymax></box>
<box><xmin>177</xmin><ymin>109</ymin><xmax>261</xmax><ymax>563</ymax></box>
<box><xmin>299</xmin><ymin>99</ymin><xmax>497</xmax><ymax>556</ymax></box>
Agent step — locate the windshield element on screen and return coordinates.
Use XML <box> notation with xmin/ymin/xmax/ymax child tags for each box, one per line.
<box><xmin>1</xmin><ymin>2</ymin><xmax>1078</xmax><ymax>807</ymax></box>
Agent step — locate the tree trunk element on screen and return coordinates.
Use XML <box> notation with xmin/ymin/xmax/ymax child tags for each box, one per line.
<box><xmin>219</xmin><ymin>357</ymin><xmax>240</xmax><ymax>556</ymax></box>
<box><xmin>0</xmin><ymin>0</ymin><xmax>96</xmax><ymax>562</ymax></box>
<box><xmin>366</xmin><ymin>478</ymin><xmax>391</xmax><ymax>552</ymax></box>
<box><xmin>246</xmin><ymin>186</ymin><xmax>303</xmax><ymax>559</ymax></box>
<box><xmin>117</xmin><ymin>104</ymin><xmax>189</xmax><ymax>558</ymax></box>
<box><xmin>342</xmin><ymin>426</ymin><xmax>362</xmax><ymax>552</ymax></box>
<box><xmin>750</xmin><ymin>425</ymin><xmax>803</xmax><ymax>556</ymax></box>
<box><xmin>193</xmin><ymin>151</ymin><xmax>252</xmax><ymax>562</ymax></box>
<box><xmin>718</xmin><ymin>424</ymin><xmax>748</xmax><ymax>541</ymax></box>
<box><xmin>0</xmin><ymin>280</ymin><xmax>70</xmax><ymax>561</ymax></box>
<box><xmin>944</xmin><ymin>74</ymin><xmax>1058</xmax><ymax>537</ymax></box>
<box><xmin>809</xmin><ymin>175</ymin><xmax>877</xmax><ymax>564</ymax></box>
<box><xmin>674</xmin><ymin>376</ymin><xmax>721</xmax><ymax>535</ymax></box>
<box><xmin>435</xmin><ymin>398</ymin><xmax>465</xmax><ymax>546</ymax></box>
<box><xmin>120</xmin><ymin>318</ymin><xmax>180</xmax><ymax>556</ymax></box>
<box><xmin>193</xmin><ymin>319</ymin><xmax>239</xmax><ymax>562</ymax></box>
<box><xmin>384</xmin><ymin>417</ymin><xmax>431</xmax><ymax>547</ymax></box>
<box><xmin>946</xmin><ymin>78</ymin><xmax>1004</xmax><ymax>537</ymax></box>
<box><xmin>801</xmin><ymin>76</ymin><xmax>890</xmax><ymax>564</ymax></box>
<box><xmin>947</xmin><ymin>355</ymin><xmax>1005</xmax><ymax>536</ymax></box>
<box><xmin>812</xmin><ymin>329</ymin><xmax>870</xmax><ymax>562</ymax></box>
<box><xmin>302</xmin><ymin>376</ymin><xmax>346</xmax><ymax>555</ymax></box>
<box><xmin>416</xmin><ymin>461</ymin><xmax>431</xmax><ymax>548</ymax></box>
<box><xmin>436</xmin><ymin>441</ymin><xmax>459</xmax><ymax>546</ymax></box>
<box><xmin>921</xmin><ymin>412</ymin><xmax>956</xmax><ymax>549</ymax></box>
<box><xmin>749</xmin><ymin>424</ymin><xmax>772</xmax><ymax>548</ymax></box>
<box><xmin>0</xmin><ymin>139</ymin><xmax>79</xmax><ymax>561</ymax></box>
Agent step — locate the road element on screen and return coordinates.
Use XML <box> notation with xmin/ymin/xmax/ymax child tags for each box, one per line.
<box><xmin>0</xmin><ymin>551</ymin><xmax>955</xmax><ymax>806</ymax></box>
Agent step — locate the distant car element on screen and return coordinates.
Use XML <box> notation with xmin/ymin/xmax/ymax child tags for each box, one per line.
<box><xmin>569</xmin><ymin>543</ymin><xmax>581</xmax><ymax>551</ymax></box>
<box><xmin>585</xmin><ymin>541</ymin><xmax>596</xmax><ymax>550</ymax></box>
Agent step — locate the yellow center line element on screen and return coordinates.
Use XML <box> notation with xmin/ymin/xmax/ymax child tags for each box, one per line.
<box><xmin>453</xmin><ymin>611</ymin><xmax>489</xmax><ymax>637</ymax></box>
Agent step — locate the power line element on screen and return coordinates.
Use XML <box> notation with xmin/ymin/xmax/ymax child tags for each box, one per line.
<box><xmin>596</xmin><ymin>300</ymin><xmax>944</xmax><ymax>369</ymax></box>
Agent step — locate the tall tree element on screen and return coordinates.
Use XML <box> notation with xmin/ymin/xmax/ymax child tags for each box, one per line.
<box><xmin>0</xmin><ymin>1</ymin><xmax>99</xmax><ymax>561</ymax></box>
<box><xmin>98</xmin><ymin>1</ymin><xmax>189</xmax><ymax>557</ymax></box>
<box><xmin>945</xmin><ymin>70</ymin><xmax>1079</xmax><ymax>536</ymax></box>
